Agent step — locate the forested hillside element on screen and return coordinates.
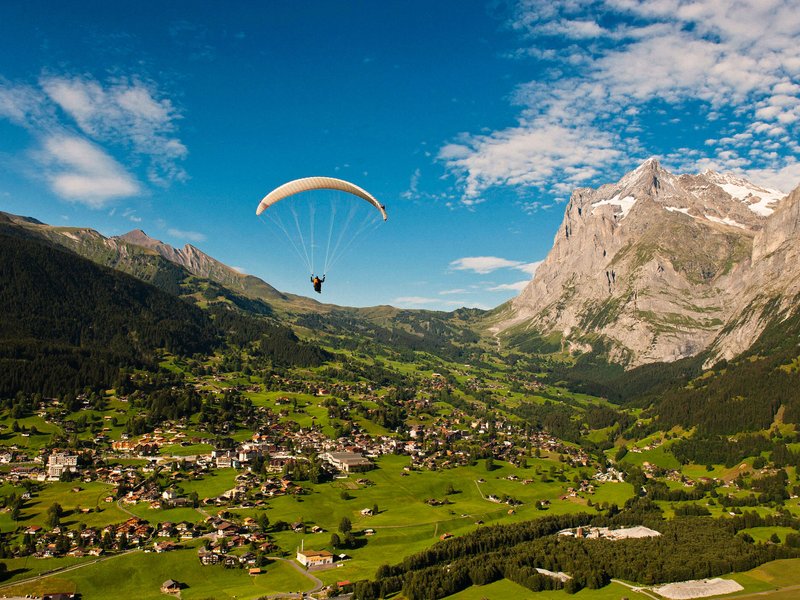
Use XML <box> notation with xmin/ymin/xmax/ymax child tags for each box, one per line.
<box><xmin>0</xmin><ymin>229</ymin><xmax>219</xmax><ymax>396</ymax></box>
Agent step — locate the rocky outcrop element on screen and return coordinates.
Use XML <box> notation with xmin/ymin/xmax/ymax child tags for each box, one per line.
<box><xmin>494</xmin><ymin>159</ymin><xmax>797</xmax><ymax>367</ymax></box>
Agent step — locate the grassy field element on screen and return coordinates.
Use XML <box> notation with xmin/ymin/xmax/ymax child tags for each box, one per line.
<box><xmin>739</xmin><ymin>526</ymin><xmax>798</xmax><ymax>544</ymax></box>
<box><xmin>178</xmin><ymin>467</ymin><xmax>239</xmax><ymax>498</ymax></box>
<box><xmin>445</xmin><ymin>578</ymin><xmax>653</xmax><ymax>599</ymax></box>
<box><xmin>731</xmin><ymin>558</ymin><xmax>800</xmax><ymax>594</ymax></box>
<box><xmin>1</xmin><ymin>545</ymin><xmax>314</xmax><ymax>600</ymax></box>
<box><xmin>230</xmin><ymin>455</ymin><xmax>629</xmax><ymax>584</ymax></box>
<box><xmin>11</xmin><ymin>481</ymin><xmax>130</xmax><ymax>532</ymax></box>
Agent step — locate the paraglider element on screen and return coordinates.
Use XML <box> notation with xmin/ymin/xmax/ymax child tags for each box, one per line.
<box><xmin>256</xmin><ymin>177</ymin><xmax>387</xmax><ymax>220</ymax></box>
<box><xmin>311</xmin><ymin>274</ymin><xmax>325</xmax><ymax>293</ymax></box>
<box><xmin>256</xmin><ymin>177</ymin><xmax>386</xmax><ymax>294</ymax></box>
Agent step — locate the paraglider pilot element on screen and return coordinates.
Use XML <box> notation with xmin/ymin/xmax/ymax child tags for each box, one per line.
<box><xmin>311</xmin><ymin>274</ymin><xmax>325</xmax><ymax>293</ymax></box>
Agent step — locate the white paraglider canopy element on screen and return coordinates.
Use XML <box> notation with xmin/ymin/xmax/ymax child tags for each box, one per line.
<box><xmin>255</xmin><ymin>176</ymin><xmax>387</xmax><ymax>281</ymax></box>
<box><xmin>256</xmin><ymin>176</ymin><xmax>387</xmax><ymax>221</ymax></box>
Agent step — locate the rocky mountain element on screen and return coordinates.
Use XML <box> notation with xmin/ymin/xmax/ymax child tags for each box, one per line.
<box><xmin>115</xmin><ymin>229</ymin><xmax>293</xmax><ymax>305</ymax></box>
<box><xmin>0</xmin><ymin>213</ymin><xmax>325</xmax><ymax>313</ymax></box>
<box><xmin>490</xmin><ymin>158</ymin><xmax>799</xmax><ymax>367</ymax></box>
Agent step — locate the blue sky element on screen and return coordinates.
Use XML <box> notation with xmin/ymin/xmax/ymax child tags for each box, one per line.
<box><xmin>1</xmin><ymin>1</ymin><xmax>799</xmax><ymax>310</ymax></box>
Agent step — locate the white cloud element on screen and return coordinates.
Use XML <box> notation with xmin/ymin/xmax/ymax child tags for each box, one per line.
<box><xmin>0</xmin><ymin>82</ymin><xmax>51</xmax><ymax>127</ymax></box>
<box><xmin>450</xmin><ymin>256</ymin><xmax>525</xmax><ymax>274</ymax></box>
<box><xmin>441</xmin><ymin>0</ymin><xmax>800</xmax><ymax>204</ymax></box>
<box><xmin>42</xmin><ymin>75</ymin><xmax>187</xmax><ymax>184</ymax></box>
<box><xmin>168</xmin><ymin>228</ymin><xmax>206</xmax><ymax>243</ymax></box>
<box><xmin>402</xmin><ymin>168</ymin><xmax>421</xmax><ymax>200</ymax></box>
<box><xmin>41</xmin><ymin>135</ymin><xmax>140</xmax><ymax>207</ymax></box>
<box><xmin>0</xmin><ymin>73</ymin><xmax>187</xmax><ymax>205</ymax></box>
<box><xmin>515</xmin><ymin>260</ymin><xmax>543</xmax><ymax>276</ymax></box>
<box><xmin>488</xmin><ymin>280</ymin><xmax>530</xmax><ymax>292</ymax></box>
<box><xmin>449</xmin><ymin>256</ymin><xmax>543</xmax><ymax>277</ymax></box>
<box><xmin>122</xmin><ymin>208</ymin><xmax>142</xmax><ymax>223</ymax></box>
<box><xmin>231</xmin><ymin>266</ymin><xmax>247</xmax><ymax>274</ymax></box>
<box><xmin>439</xmin><ymin>288</ymin><xmax>468</xmax><ymax>295</ymax></box>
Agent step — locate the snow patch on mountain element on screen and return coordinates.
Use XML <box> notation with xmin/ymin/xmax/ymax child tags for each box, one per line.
<box><xmin>704</xmin><ymin>215</ymin><xmax>747</xmax><ymax>229</ymax></box>
<box><xmin>592</xmin><ymin>194</ymin><xmax>637</xmax><ymax>219</ymax></box>
<box><xmin>704</xmin><ymin>171</ymin><xmax>785</xmax><ymax>216</ymax></box>
<box><xmin>665</xmin><ymin>207</ymin><xmax>691</xmax><ymax>215</ymax></box>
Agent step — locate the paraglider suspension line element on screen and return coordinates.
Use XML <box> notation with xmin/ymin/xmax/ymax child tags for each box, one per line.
<box><xmin>261</xmin><ymin>212</ymin><xmax>312</xmax><ymax>273</ymax></box>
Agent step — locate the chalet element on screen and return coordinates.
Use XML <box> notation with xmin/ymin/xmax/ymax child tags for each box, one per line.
<box><xmin>154</xmin><ymin>541</ymin><xmax>179</xmax><ymax>553</ymax></box>
<box><xmin>296</xmin><ymin>549</ymin><xmax>334</xmax><ymax>567</ymax></box>
<box><xmin>320</xmin><ymin>451</ymin><xmax>373</xmax><ymax>473</ymax></box>
<box><xmin>198</xmin><ymin>548</ymin><xmax>219</xmax><ymax>565</ymax></box>
<box><xmin>160</xmin><ymin>579</ymin><xmax>181</xmax><ymax>594</ymax></box>
<box><xmin>222</xmin><ymin>554</ymin><xmax>239</xmax><ymax>567</ymax></box>
<box><xmin>216</xmin><ymin>521</ymin><xmax>238</xmax><ymax>537</ymax></box>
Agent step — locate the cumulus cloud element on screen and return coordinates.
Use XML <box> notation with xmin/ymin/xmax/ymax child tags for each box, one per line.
<box><xmin>441</xmin><ymin>0</ymin><xmax>800</xmax><ymax>204</ymax></box>
<box><xmin>488</xmin><ymin>280</ymin><xmax>530</xmax><ymax>292</ymax></box>
<box><xmin>0</xmin><ymin>73</ymin><xmax>187</xmax><ymax>206</ymax></box>
<box><xmin>516</xmin><ymin>260</ymin><xmax>543</xmax><ymax>276</ymax></box>
<box><xmin>450</xmin><ymin>256</ymin><xmax>526</xmax><ymax>274</ymax></box>
<box><xmin>42</xmin><ymin>75</ymin><xmax>187</xmax><ymax>184</ymax></box>
<box><xmin>450</xmin><ymin>256</ymin><xmax>543</xmax><ymax>276</ymax></box>
<box><xmin>168</xmin><ymin>228</ymin><xmax>206</xmax><ymax>243</ymax></box>
<box><xmin>40</xmin><ymin>135</ymin><xmax>140</xmax><ymax>207</ymax></box>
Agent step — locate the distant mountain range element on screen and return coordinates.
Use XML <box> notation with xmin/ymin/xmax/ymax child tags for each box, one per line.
<box><xmin>4</xmin><ymin>156</ymin><xmax>799</xmax><ymax>372</ymax></box>
<box><xmin>488</xmin><ymin>158</ymin><xmax>800</xmax><ymax>367</ymax></box>
<box><xmin>0</xmin><ymin>210</ymin><xmax>483</xmax><ymax>360</ymax></box>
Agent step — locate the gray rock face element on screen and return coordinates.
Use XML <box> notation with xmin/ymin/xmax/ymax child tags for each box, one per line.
<box><xmin>495</xmin><ymin>158</ymin><xmax>798</xmax><ymax>367</ymax></box>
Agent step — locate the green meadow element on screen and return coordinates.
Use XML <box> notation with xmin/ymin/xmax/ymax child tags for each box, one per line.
<box><xmin>1</xmin><ymin>545</ymin><xmax>314</xmax><ymax>600</ymax></box>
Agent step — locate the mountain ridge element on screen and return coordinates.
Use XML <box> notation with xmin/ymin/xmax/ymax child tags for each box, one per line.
<box><xmin>491</xmin><ymin>159</ymin><xmax>799</xmax><ymax>367</ymax></box>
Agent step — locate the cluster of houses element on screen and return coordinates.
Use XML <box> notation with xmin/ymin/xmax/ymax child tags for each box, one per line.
<box><xmin>21</xmin><ymin>516</ymin><xmax>154</xmax><ymax>558</ymax></box>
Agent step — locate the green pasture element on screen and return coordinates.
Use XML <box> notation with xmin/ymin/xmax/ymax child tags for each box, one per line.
<box><xmin>177</xmin><ymin>468</ymin><xmax>239</xmax><ymax>499</ymax></box>
<box><xmin>446</xmin><ymin>578</ymin><xmax>652</xmax><ymax>599</ymax></box>
<box><xmin>0</xmin><ymin>554</ymin><xmax>94</xmax><ymax>586</ymax></box>
<box><xmin>230</xmin><ymin>455</ymin><xmax>624</xmax><ymax>584</ymax></box>
<box><xmin>1</xmin><ymin>545</ymin><xmax>314</xmax><ymax>600</ymax></box>
<box><xmin>739</xmin><ymin>526</ymin><xmax>798</xmax><ymax>544</ymax></box>
<box><xmin>731</xmin><ymin>558</ymin><xmax>800</xmax><ymax>593</ymax></box>
<box><xmin>13</xmin><ymin>481</ymin><xmax>129</xmax><ymax>532</ymax></box>
<box><xmin>620</xmin><ymin>445</ymin><xmax>681</xmax><ymax>470</ymax></box>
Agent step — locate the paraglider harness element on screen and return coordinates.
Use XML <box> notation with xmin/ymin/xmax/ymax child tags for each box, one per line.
<box><xmin>311</xmin><ymin>274</ymin><xmax>325</xmax><ymax>293</ymax></box>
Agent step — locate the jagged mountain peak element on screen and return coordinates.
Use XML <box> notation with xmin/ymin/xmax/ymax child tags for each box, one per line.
<box><xmin>699</xmin><ymin>170</ymin><xmax>785</xmax><ymax>217</ymax></box>
<box><xmin>495</xmin><ymin>162</ymin><xmax>800</xmax><ymax>368</ymax></box>
<box><xmin>614</xmin><ymin>157</ymin><xmax>674</xmax><ymax>191</ymax></box>
<box><xmin>118</xmin><ymin>229</ymin><xmax>166</xmax><ymax>249</ymax></box>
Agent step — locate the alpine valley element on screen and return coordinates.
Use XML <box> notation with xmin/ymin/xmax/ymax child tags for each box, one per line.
<box><xmin>2</xmin><ymin>160</ymin><xmax>800</xmax><ymax>600</ymax></box>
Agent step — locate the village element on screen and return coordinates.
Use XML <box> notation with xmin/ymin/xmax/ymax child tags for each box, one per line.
<box><xmin>0</xmin><ymin>369</ymin><xmax>603</xmax><ymax>569</ymax></box>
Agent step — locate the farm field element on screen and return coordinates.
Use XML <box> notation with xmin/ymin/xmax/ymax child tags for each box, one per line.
<box><xmin>0</xmin><ymin>545</ymin><xmax>315</xmax><ymax>600</ymax></box>
<box><xmin>231</xmin><ymin>455</ymin><xmax>630</xmax><ymax>584</ymax></box>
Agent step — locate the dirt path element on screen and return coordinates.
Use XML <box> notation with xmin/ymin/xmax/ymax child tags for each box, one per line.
<box><xmin>724</xmin><ymin>583</ymin><xmax>800</xmax><ymax>598</ymax></box>
<box><xmin>0</xmin><ymin>549</ymin><xmax>139</xmax><ymax>591</ymax></box>
<box><xmin>611</xmin><ymin>578</ymin><xmax>663</xmax><ymax>600</ymax></box>
<box><xmin>258</xmin><ymin>556</ymin><xmax>324</xmax><ymax>598</ymax></box>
